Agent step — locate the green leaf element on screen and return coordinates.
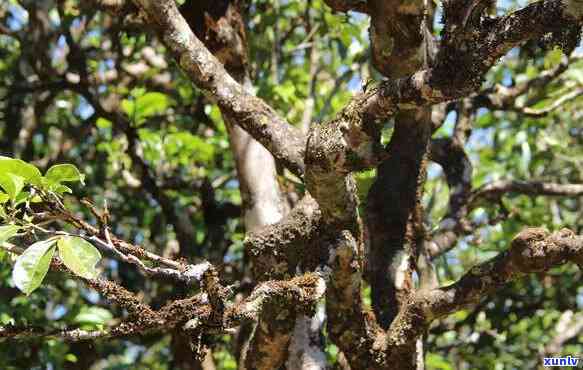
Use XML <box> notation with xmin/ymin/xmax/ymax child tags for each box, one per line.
<box><xmin>13</xmin><ymin>191</ymin><xmax>30</xmax><ymax>207</ymax></box>
<box><xmin>96</xmin><ymin>117</ymin><xmax>112</xmax><ymax>129</ymax></box>
<box><xmin>57</xmin><ymin>236</ymin><xmax>101</xmax><ymax>279</ymax></box>
<box><xmin>0</xmin><ymin>224</ymin><xmax>20</xmax><ymax>244</ymax></box>
<box><xmin>0</xmin><ymin>192</ymin><xmax>10</xmax><ymax>204</ymax></box>
<box><xmin>121</xmin><ymin>99</ymin><xmax>135</xmax><ymax>119</ymax></box>
<box><xmin>544</xmin><ymin>47</ymin><xmax>563</xmax><ymax>69</ymax></box>
<box><xmin>73</xmin><ymin>306</ymin><xmax>113</xmax><ymax>326</ymax></box>
<box><xmin>135</xmin><ymin>92</ymin><xmax>171</xmax><ymax>118</ymax></box>
<box><xmin>64</xmin><ymin>354</ymin><xmax>78</xmax><ymax>363</ymax></box>
<box><xmin>426</xmin><ymin>353</ymin><xmax>454</xmax><ymax>370</ymax></box>
<box><xmin>12</xmin><ymin>239</ymin><xmax>56</xmax><ymax>295</ymax></box>
<box><xmin>52</xmin><ymin>184</ymin><xmax>73</xmax><ymax>194</ymax></box>
<box><xmin>0</xmin><ymin>173</ymin><xmax>25</xmax><ymax>202</ymax></box>
<box><xmin>0</xmin><ymin>157</ymin><xmax>42</xmax><ymax>186</ymax></box>
<box><xmin>122</xmin><ymin>92</ymin><xmax>172</xmax><ymax>126</ymax></box>
<box><xmin>45</xmin><ymin>164</ymin><xmax>85</xmax><ymax>185</ymax></box>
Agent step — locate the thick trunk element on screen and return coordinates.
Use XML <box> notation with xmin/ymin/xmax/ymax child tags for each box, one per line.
<box><xmin>364</xmin><ymin>1</ymin><xmax>435</xmax><ymax>368</ymax></box>
<box><xmin>180</xmin><ymin>2</ymin><xmax>323</xmax><ymax>368</ymax></box>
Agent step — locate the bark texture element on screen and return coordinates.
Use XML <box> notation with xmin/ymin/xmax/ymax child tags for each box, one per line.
<box><xmin>3</xmin><ymin>0</ymin><xmax>583</xmax><ymax>369</ymax></box>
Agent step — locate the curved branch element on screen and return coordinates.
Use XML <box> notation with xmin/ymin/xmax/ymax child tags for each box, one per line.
<box><xmin>131</xmin><ymin>0</ymin><xmax>306</xmax><ymax>177</ymax></box>
<box><xmin>473</xmin><ymin>54</ymin><xmax>581</xmax><ymax>111</ymax></box>
<box><xmin>0</xmin><ymin>326</ymin><xmax>121</xmax><ymax>342</ymax></box>
<box><xmin>426</xmin><ymin>137</ymin><xmax>474</xmax><ymax>259</ymax></box>
<box><xmin>245</xmin><ymin>194</ymin><xmax>322</xmax><ymax>280</ymax></box>
<box><xmin>471</xmin><ymin>180</ymin><xmax>583</xmax><ymax>203</ymax></box>
<box><xmin>386</xmin><ymin>228</ymin><xmax>583</xmax><ymax>362</ymax></box>
<box><xmin>520</xmin><ymin>87</ymin><xmax>583</xmax><ymax>117</ymax></box>
<box><xmin>427</xmin><ymin>179</ymin><xmax>583</xmax><ymax>259</ymax></box>
<box><xmin>429</xmin><ymin>138</ymin><xmax>473</xmax><ymax>226</ymax></box>
<box><xmin>0</xmin><ymin>273</ymin><xmax>326</xmax><ymax>343</ymax></box>
<box><xmin>358</xmin><ymin>0</ymin><xmax>583</xmax><ymax>122</ymax></box>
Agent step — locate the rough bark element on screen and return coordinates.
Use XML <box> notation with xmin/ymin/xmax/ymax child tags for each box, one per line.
<box><xmin>365</xmin><ymin>4</ymin><xmax>434</xmax><ymax>358</ymax></box>
<box><xmin>366</xmin><ymin>109</ymin><xmax>432</xmax><ymax>329</ymax></box>
<box><xmin>5</xmin><ymin>0</ymin><xmax>581</xmax><ymax>369</ymax></box>
<box><xmin>180</xmin><ymin>2</ymin><xmax>320</xmax><ymax>368</ymax></box>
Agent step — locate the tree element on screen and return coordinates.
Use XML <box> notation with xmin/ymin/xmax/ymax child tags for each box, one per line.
<box><xmin>0</xmin><ymin>0</ymin><xmax>582</xmax><ymax>368</ymax></box>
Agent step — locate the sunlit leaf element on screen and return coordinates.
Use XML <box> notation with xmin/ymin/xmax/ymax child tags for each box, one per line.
<box><xmin>0</xmin><ymin>224</ymin><xmax>20</xmax><ymax>244</ymax></box>
<box><xmin>96</xmin><ymin>117</ymin><xmax>112</xmax><ymax>129</ymax></box>
<box><xmin>64</xmin><ymin>354</ymin><xmax>78</xmax><ymax>363</ymax></box>
<box><xmin>0</xmin><ymin>192</ymin><xmax>9</xmax><ymax>204</ymax></box>
<box><xmin>122</xmin><ymin>92</ymin><xmax>173</xmax><ymax>126</ymax></box>
<box><xmin>426</xmin><ymin>353</ymin><xmax>454</xmax><ymax>370</ymax></box>
<box><xmin>0</xmin><ymin>157</ymin><xmax>42</xmax><ymax>186</ymax></box>
<box><xmin>73</xmin><ymin>306</ymin><xmax>113</xmax><ymax>326</ymax></box>
<box><xmin>0</xmin><ymin>173</ymin><xmax>24</xmax><ymax>202</ymax></box>
<box><xmin>45</xmin><ymin>164</ymin><xmax>85</xmax><ymax>185</ymax></box>
<box><xmin>544</xmin><ymin>47</ymin><xmax>563</xmax><ymax>69</ymax></box>
<box><xmin>57</xmin><ymin>236</ymin><xmax>101</xmax><ymax>279</ymax></box>
<box><xmin>12</xmin><ymin>239</ymin><xmax>56</xmax><ymax>295</ymax></box>
<box><xmin>53</xmin><ymin>184</ymin><xmax>73</xmax><ymax>194</ymax></box>
<box><xmin>13</xmin><ymin>191</ymin><xmax>30</xmax><ymax>207</ymax></box>
<box><xmin>135</xmin><ymin>92</ymin><xmax>172</xmax><ymax>119</ymax></box>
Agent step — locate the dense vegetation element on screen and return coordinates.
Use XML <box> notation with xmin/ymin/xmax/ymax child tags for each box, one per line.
<box><xmin>0</xmin><ymin>0</ymin><xmax>582</xmax><ymax>369</ymax></box>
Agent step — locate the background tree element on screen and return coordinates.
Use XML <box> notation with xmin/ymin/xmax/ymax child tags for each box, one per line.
<box><xmin>0</xmin><ymin>0</ymin><xmax>582</xmax><ymax>369</ymax></box>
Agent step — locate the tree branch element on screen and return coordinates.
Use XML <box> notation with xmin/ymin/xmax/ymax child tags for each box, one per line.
<box><xmin>359</xmin><ymin>0</ymin><xmax>583</xmax><ymax>121</ymax></box>
<box><xmin>0</xmin><ymin>273</ymin><xmax>325</xmax><ymax>343</ymax></box>
<box><xmin>245</xmin><ymin>194</ymin><xmax>323</xmax><ymax>281</ymax></box>
<box><xmin>426</xmin><ymin>135</ymin><xmax>474</xmax><ymax>259</ymax></box>
<box><xmin>543</xmin><ymin>310</ymin><xmax>583</xmax><ymax>356</ymax></box>
<box><xmin>519</xmin><ymin>87</ymin><xmax>583</xmax><ymax>117</ymax></box>
<box><xmin>368</xmin><ymin>0</ymin><xmax>434</xmax><ymax>77</ymax></box>
<box><xmin>473</xmin><ymin>53</ymin><xmax>581</xmax><ymax>111</ymax></box>
<box><xmin>427</xmin><ymin>179</ymin><xmax>583</xmax><ymax>260</ymax></box>
<box><xmin>323</xmin><ymin>0</ymin><xmax>368</xmax><ymax>13</ymax></box>
<box><xmin>2</xmin><ymin>232</ymin><xmax>325</xmax><ymax>343</ymax></box>
<box><xmin>365</xmin><ymin>0</ymin><xmax>435</xmax><ymax>338</ymax></box>
<box><xmin>131</xmin><ymin>0</ymin><xmax>307</xmax><ymax>177</ymax></box>
<box><xmin>366</xmin><ymin>109</ymin><xmax>433</xmax><ymax>329</ymax></box>
<box><xmin>386</xmin><ymin>227</ymin><xmax>583</xmax><ymax>359</ymax></box>
<box><xmin>324</xmin><ymin>231</ymin><xmax>385</xmax><ymax>368</ymax></box>
<box><xmin>0</xmin><ymin>326</ymin><xmax>116</xmax><ymax>342</ymax></box>
<box><xmin>22</xmin><ymin>205</ymin><xmax>213</xmax><ymax>286</ymax></box>
<box><xmin>471</xmin><ymin>180</ymin><xmax>583</xmax><ymax>203</ymax></box>
<box><xmin>296</xmin><ymin>0</ymin><xmax>583</xmax><ymax>188</ymax></box>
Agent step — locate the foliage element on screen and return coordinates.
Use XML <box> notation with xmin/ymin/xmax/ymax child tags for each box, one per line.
<box><xmin>0</xmin><ymin>0</ymin><xmax>581</xmax><ymax>369</ymax></box>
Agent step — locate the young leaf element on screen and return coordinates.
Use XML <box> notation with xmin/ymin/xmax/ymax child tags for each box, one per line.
<box><xmin>0</xmin><ymin>173</ymin><xmax>25</xmax><ymax>202</ymax></box>
<box><xmin>0</xmin><ymin>224</ymin><xmax>20</xmax><ymax>244</ymax></box>
<box><xmin>45</xmin><ymin>164</ymin><xmax>85</xmax><ymax>185</ymax></box>
<box><xmin>12</xmin><ymin>239</ymin><xmax>56</xmax><ymax>295</ymax></box>
<box><xmin>52</xmin><ymin>184</ymin><xmax>73</xmax><ymax>194</ymax></box>
<box><xmin>57</xmin><ymin>236</ymin><xmax>101</xmax><ymax>279</ymax></box>
<box><xmin>0</xmin><ymin>157</ymin><xmax>42</xmax><ymax>186</ymax></box>
<box><xmin>0</xmin><ymin>192</ymin><xmax>9</xmax><ymax>204</ymax></box>
<box><xmin>13</xmin><ymin>191</ymin><xmax>30</xmax><ymax>207</ymax></box>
